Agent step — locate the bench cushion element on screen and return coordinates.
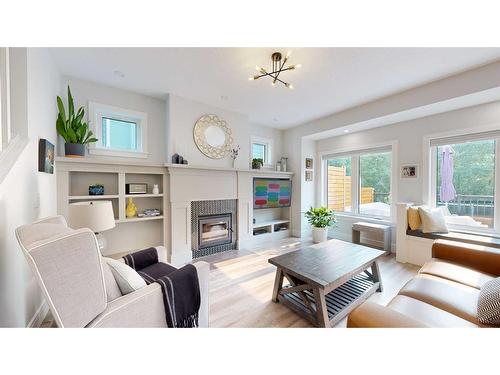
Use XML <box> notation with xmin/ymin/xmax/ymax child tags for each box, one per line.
<box><xmin>419</xmin><ymin>259</ymin><xmax>494</xmax><ymax>289</ymax></box>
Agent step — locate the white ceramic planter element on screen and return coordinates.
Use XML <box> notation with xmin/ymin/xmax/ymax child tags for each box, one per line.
<box><xmin>312</xmin><ymin>227</ymin><xmax>328</xmax><ymax>243</ymax></box>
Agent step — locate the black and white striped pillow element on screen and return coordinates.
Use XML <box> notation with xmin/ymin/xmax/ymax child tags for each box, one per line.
<box><xmin>478</xmin><ymin>277</ymin><xmax>500</xmax><ymax>325</ymax></box>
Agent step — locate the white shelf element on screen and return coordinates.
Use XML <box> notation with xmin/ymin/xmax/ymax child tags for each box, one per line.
<box><xmin>165</xmin><ymin>163</ymin><xmax>294</xmax><ymax>175</ymax></box>
<box><xmin>125</xmin><ymin>194</ymin><xmax>163</xmax><ymax>198</ymax></box>
<box><xmin>69</xmin><ymin>195</ymin><xmax>119</xmax><ymax>200</ymax></box>
<box><xmin>253</xmin><ymin>219</ymin><xmax>290</xmax><ymax>229</ymax></box>
<box><xmin>116</xmin><ymin>215</ymin><xmax>164</xmax><ymax>223</ymax></box>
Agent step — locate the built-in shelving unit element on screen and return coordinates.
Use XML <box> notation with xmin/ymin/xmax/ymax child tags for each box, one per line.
<box><xmin>69</xmin><ymin>194</ymin><xmax>120</xmax><ymax>200</ymax></box>
<box><xmin>56</xmin><ymin>157</ymin><xmax>168</xmax><ymax>256</ymax></box>
<box><xmin>251</xmin><ymin>173</ymin><xmax>292</xmax><ymax>243</ymax></box>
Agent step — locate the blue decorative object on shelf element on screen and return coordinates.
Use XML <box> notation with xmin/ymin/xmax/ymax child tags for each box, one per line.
<box><xmin>89</xmin><ymin>185</ymin><xmax>104</xmax><ymax>195</ymax></box>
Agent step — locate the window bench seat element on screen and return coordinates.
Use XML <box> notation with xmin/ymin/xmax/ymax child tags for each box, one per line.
<box><xmin>397</xmin><ymin>203</ymin><xmax>499</xmax><ymax>266</ymax></box>
<box><xmin>406</xmin><ymin>229</ymin><xmax>500</xmax><ymax>249</ymax></box>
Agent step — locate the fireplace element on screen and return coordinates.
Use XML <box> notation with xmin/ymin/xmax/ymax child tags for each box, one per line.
<box><xmin>191</xmin><ymin>199</ymin><xmax>237</xmax><ymax>258</ymax></box>
<box><xmin>198</xmin><ymin>214</ymin><xmax>232</xmax><ymax>248</ymax></box>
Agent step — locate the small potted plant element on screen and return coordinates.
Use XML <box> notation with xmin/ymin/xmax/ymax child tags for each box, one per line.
<box><xmin>56</xmin><ymin>86</ymin><xmax>98</xmax><ymax>157</ymax></box>
<box><xmin>252</xmin><ymin>158</ymin><xmax>263</xmax><ymax>169</ymax></box>
<box><xmin>305</xmin><ymin>206</ymin><xmax>336</xmax><ymax>243</ymax></box>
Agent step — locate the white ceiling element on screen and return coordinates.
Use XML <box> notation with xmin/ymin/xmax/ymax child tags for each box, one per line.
<box><xmin>49</xmin><ymin>48</ymin><xmax>500</xmax><ymax>129</ymax></box>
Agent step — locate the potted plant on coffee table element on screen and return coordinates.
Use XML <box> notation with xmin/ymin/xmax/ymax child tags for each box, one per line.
<box><xmin>56</xmin><ymin>86</ymin><xmax>98</xmax><ymax>157</ymax></box>
<box><xmin>305</xmin><ymin>206</ymin><xmax>336</xmax><ymax>243</ymax></box>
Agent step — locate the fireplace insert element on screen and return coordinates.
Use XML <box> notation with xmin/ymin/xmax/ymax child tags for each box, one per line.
<box><xmin>198</xmin><ymin>213</ymin><xmax>233</xmax><ymax>249</ymax></box>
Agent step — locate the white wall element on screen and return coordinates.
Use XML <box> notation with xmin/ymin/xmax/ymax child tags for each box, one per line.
<box><xmin>60</xmin><ymin>77</ymin><xmax>167</xmax><ymax>163</ymax></box>
<box><xmin>0</xmin><ymin>48</ymin><xmax>61</xmax><ymax>327</ymax></box>
<box><xmin>167</xmin><ymin>94</ymin><xmax>283</xmax><ymax>168</ymax></box>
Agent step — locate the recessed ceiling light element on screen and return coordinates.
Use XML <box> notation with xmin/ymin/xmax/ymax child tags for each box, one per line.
<box><xmin>113</xmin><ymin>70</ymin><xmax>125</xmax><ymax>78</ymax></box>
<box><xmin>344</xmin><ymin>129</ymin><xmax>350</xmax><ymax>133</ymax></box>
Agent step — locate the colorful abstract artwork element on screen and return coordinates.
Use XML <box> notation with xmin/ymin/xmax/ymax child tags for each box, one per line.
<box><xmin>253</xmin><ymin>178</ymin><xmax>291</xmax><ymax>209</ymax></box>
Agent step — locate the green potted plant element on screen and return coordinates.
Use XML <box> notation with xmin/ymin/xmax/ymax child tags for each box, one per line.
<box><xmin>252</xmin><ymin>158</ymin><xmax>263</xmax><ymax>169</ymax></box>
<box><xmin>304</xmin><ymin>206</ymin><xmax>336</xmax><ymax>243</ymax></box>
<box><xmin>56</xmin><ymin>86</ymin><xmax>98</xmax><ymax>157</ymax></box>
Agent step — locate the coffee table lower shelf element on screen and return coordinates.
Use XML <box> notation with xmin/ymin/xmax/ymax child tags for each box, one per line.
<box><xmin>278</xmin><ymin>273</ymin><xmax>378</xmax><ymax>327</ymax></box>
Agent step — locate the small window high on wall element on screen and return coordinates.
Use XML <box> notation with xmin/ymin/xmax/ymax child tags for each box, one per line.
<box><xmin>250</xmin><ymin>136</ymin><xmax>273</xmax><ymax>167</ymax></box>
<box><xmin>324</xmin><ymin>147</ymin><xmax>392</xmax><ymax>219</ymax></box>
<box><xmin>89</xmin><ymin>102</ymin><xmax>148</xmax><ymax>158</ymax></box>
<box><xmin>430</xmin><ymin>133</ymin><xmax>500</xmax><ymax>233</ymax></box>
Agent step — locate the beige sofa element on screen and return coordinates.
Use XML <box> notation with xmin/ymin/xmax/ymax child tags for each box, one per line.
<box><xmin>16</xmin><ymin>216</ymin><xmax>209</xmax><ymax>328</ymax></box>
<box><xmin>348</xmin><ymin>239</ymin><xmax>500</xmax><ymax>327</ymax></box>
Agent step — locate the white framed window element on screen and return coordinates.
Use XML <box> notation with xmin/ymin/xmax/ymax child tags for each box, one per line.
<box><xmin>250</xmin><ymin>135</ymin><xmax>273</xmax><ymax>167</ymax></box>
<box><xmin>429</xmin><ymin>130</ymin><xmax>500</xmax><ymax>234</ymax></box>
<box><xmin>89</xmin><ymin>102</ymin><xmax>148</xmax><ymax>158</ymax></box>
<box><xmin>0</xmin><ymin>47</ymin><xmax>11</xmax><ymax>153</ymax></box>
<box><xmin>322</xmin><ymin>145</ymin><xmax>394</xmax><ymax>220</ymax></box>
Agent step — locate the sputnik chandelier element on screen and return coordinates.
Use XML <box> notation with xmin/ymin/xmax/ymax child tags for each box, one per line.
<box><xmin>249</xmin><ymin>51</ymin><xmax>301</xmax><ymax>89</ymax></box>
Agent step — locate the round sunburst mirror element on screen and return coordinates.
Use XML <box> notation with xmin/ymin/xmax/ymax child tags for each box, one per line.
<box><xmin>193</xmin><ymin>114</ymin><xmax>233</xmax><ymax>159</ymax></box>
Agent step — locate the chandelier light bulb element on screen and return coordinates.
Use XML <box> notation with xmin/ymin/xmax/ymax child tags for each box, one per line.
<box><xmin>295</xmin><ymin>64</ymin><xmax>302</xmax><ymax>68</ymax></box>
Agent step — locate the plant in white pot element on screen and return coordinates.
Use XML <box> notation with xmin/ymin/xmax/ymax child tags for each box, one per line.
<box><xmin>56</xmin><ymin>86</ymin><xmax>98</xmax><ymax>157</ymax></box>
<box><xmin>305</xmin><ymin>206</ymin><xmax>336</xmax><ymax>244</ymax></box>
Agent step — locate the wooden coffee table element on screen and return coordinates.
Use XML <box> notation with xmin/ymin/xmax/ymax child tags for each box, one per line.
<box><xmin>268</xmin><ymin>239</ymin><xmax>385</xmax><ymax>327</ymax></box>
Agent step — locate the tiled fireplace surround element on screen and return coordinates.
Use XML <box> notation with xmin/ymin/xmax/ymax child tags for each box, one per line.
<box><xmin>191</xmin><ymin>199</ymin><xmax>238</xmax><ymax>258</ymax></box>
<box><xmin>166</xmin><ymin>165</ymin><xmax>292</xmax><ymax>265</ymax></box>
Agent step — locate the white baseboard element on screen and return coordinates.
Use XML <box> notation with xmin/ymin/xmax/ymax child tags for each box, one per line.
<box><xmin>27</xmin><ymin>301</ymin><xmax>49</xmax><ymax>328</ymax></box>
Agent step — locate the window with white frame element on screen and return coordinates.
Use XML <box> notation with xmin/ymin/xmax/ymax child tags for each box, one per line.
<box><xmin>430</xmin><ymin>132</ymin><xmax>500</xmax><ymax>233</ymax></box>
<box><xmin>251</xmin><ymin>136</ymin><xmax>273</xmax><ymax>166</ymax></box>
<box><xmin>89</xmin><ymin>102</ymin><xmax>148</xmax><ymax>158</ymax></box>
<box><xmin>324</xmin><ymin>147</ymin><xmax>392</xmax><ymax>219</ymax></box>
<box><xmin>0</xmin><ymin>47</ymin><xmax>11</xmax><ymax>154</ymax></box>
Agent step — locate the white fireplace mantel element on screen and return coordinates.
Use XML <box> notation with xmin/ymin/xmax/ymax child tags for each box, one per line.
<box><xmin>165</xmin><ymin>164</ymin><xmax>293</xmax><ymax>265</ymax></box>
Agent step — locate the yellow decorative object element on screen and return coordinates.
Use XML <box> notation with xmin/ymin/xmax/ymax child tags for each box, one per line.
<box><xmin>126</xmin><ymin>197</ymin><xmax>137</xmax><ymax>218</ymax></box>
<box><xmin>407</xmin><ymin>206</ymin><xmax>422</xmax><ymax>230</ymax></box>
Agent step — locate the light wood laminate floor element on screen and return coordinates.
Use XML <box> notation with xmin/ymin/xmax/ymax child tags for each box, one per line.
<box><xmin>199</xmin><ymin>237</ymin><xmax>419</xmax><ymax>328</ymax></box>
<box><xmin>42</xmin><ymin>237</ymin><xmax>418</xmax><ymax>328</ymax></box>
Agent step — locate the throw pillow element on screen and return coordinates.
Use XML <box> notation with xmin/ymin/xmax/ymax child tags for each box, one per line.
<box><xmin>478</xmin><ymin>277</ymin><xmax>500</xmax><ymax>325</ymax></box>
<box><xmin>104</xmin><ymin>257</ymin><xmax>146</xmax><ymax>295</ymax></box>
<box><xmin>418</xmin><ymin>206</ymin><xmax>448</xmax><ymax>233</ymax></box>
<box><xmin>407</xmin><ymin>206</ymin><xmax>422</xmax><ymax>230</ymax></box>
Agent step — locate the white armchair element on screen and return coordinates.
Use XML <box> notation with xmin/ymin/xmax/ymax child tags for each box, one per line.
<box><xmin>15</xmin><ymin>216</ymin><xmax>209</xmax><ymax>328</ymax></box>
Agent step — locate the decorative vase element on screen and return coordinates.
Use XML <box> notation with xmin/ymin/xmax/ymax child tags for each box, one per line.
<box><xmin>231</xmin><ymin>158</ymin><xmax>235</xmax><ymax>168</ymax></box>
<box><xmin>65</xmin><ymin>143</ymin><xmax>85</xmax><ymax>158</ymax></box>
<box><xmin>312</xmin><ymin>227</ymin><xmax>328</xmax><ymax>243</ymax></box>
<box><xmin>126</xmin><ymin>197</ymin><xmax>137</xmax><ymax>218</ymax></box>
<box><xmin>152</xmin><ymin>184</ymin><xmax>159</xmax><ymax>195</ymax></box>
<box><xmin>280</xmin><ymin>157</ymin><xmax>288</xmax><ymax>172</ymax></box>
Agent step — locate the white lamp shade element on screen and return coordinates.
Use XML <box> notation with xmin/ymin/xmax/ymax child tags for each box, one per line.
<box><xmin>69</xmin><ymin>201</ymin><xmax>116</xmax><ymax>233</ymax></box>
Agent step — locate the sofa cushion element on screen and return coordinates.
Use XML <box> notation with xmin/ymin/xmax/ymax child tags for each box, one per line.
<box><xmin>419</xmin><ymin>259</ymin><xmax>494</xmax><ymax>289</ymax></box>
<box><xmin>477</xmin><ymin>277</ymin><xmax>500</xmax><ymax>325</ymax></box>
<box><xmin>387</xmin><ymin>295</ymin><xmax>478</xmax><ymax>328</ymax></box>
<box><xmin>104</xmin><ymin>257</ymin><xmax>146</xmax><ymax>295</ymax></box>
<box><xmin>102</xmin><ymin>261</ymin><xmax>122</xmax><ymax>302</ymax></box>
<box><xmin>398</xmin><ymin>274</ymin><xmax>481</xmax><ymax>324</ymax></box>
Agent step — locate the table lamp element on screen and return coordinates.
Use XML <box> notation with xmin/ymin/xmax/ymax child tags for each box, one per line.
<box><xmin>69</xmin><ymin>201</ymin><xmax>116</xmax><ymax>252</ymax></box>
